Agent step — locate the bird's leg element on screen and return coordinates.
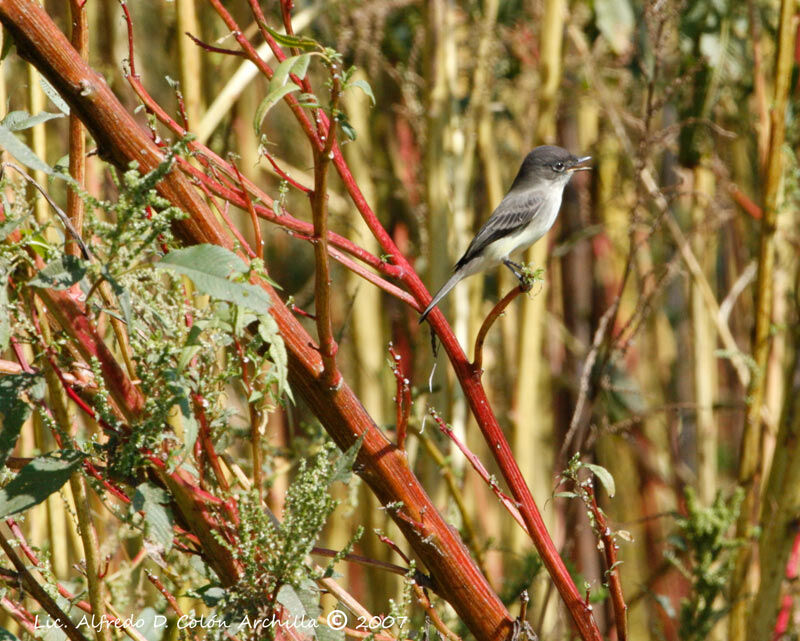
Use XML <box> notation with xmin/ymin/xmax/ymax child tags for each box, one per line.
<box><xmin>502</xmin><ymin>258</ymin><xmax>525</xmax><ymax>283</ymax></box>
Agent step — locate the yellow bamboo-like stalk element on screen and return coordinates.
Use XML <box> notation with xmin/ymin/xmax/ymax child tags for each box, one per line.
<box><xmin>341</xmin><ymin>68</ymin><xmax>386</xmax><ymax>431</ymax></box>
<box><xmin>338</xmin><ymin>68</ymin><xmax>397</xmax><ymax>609</ymax></box>
<box><xmin>729</xmin><ymin>2</ymin><xmax>797</xmax><ymax>638</ymax></box>
<box><xmin>69</xmin><ymin>474</ymin><xmax>112</xmax><ymax>641</ymax></box>
<box><xmin>26</xmin><ymin>64</ymin><xmax>49</xmax><ymax>228</ymax></box>
<box><xmin>748</xmin><ymin>316</ymin><xmax>800</xmax><ymax>641</ymax></box>
<box><xmin>175</xmin><ymin>0</ymin><xmax>204</xmax><ymax>123</ymax></box>
<box><xmin>66</xmin><ymin>0</ymin><xmax>87</xmax><ymax>257</ymax></box>
<box><xmin>691</xmin><ymin>164</ymin><xmax>717</xmax><ymax>504</ymax></box>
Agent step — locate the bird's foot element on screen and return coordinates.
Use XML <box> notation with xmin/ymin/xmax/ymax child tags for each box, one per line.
<box><xmin>503</xmin><ymin>260</ymin><xmax>544</xmax><ymax>292</ymax></box>
<box><xmin>502</xmin><ymin>259</ymin><xmax>524</xmax><ymax>281</ymax></box>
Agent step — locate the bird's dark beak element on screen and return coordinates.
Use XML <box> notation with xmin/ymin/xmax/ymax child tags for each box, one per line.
<box><xmin>569</xmin><ymin>155</ymin><xmax>592</xmax><ymax>172</ymax></box>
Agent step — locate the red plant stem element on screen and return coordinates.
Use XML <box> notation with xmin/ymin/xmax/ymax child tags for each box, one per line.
<box><xmin>261</xmin><ymin>148</ymin><xmax>311</xmax><ymax>194</ymax></box>
<box><xmin>233</xmin><ymin>335</ymin><xmax>264</xmax><ymax>500</ymax></box>
<box><xmin>388</xmin><ymin>343</ymin><xmax>411</xmax><ymax>449</ymax></box>
<box><xmin>231</xmin><ymin>161</ymin><xmax>263</xmax><ymax>256</ymax></box>
<box><xmin>206</xmin><ymin>0</ymin><xmax>321</xmax><ymax>147</ymax></box>
<box><xmin>198</xmin><ymin>183</ymin><xmax>257</xmax><ymax>259</ymax></box>
<box><xmin>730</xmin><ymin>184</ymin><xmax>763</xmax><ymax>220</ymax></box>
<box><xmin>429</xmin><ymin>410</ymin><xmax>529</xmax><ymax>534</ymax></box>
<box><xmin>35</xmin><ymin>287</ymin><xmax>144</xmax><ymax>420</ymax></box>
<box><xmin>145</xmin><ymin>572</ymin><xmax>194</xmax><ymax>633</ymax></box>
<box><xmin>185</xmin><ymin>30</ymin><xmax>247</xmax><ymax>58</ymax></box>
<box><xmin>376</xmin><ymin>533</ymin><xmax>412</xmax><ymax>564</ymax></box>
<box><xmin>66</xmin><ymin>0</ymin><xmax>87</xmax><ymax>258</ymax></box>
<box><xmin>0</xmin><ymin>596</ymin><xmax>37</xmax><ymax>635</ymax></box>
<box><xmin>192</xmin><ymin>394</ymin><xmax>230</xmax><ymax>492</ymax></box>
<box><xmin>3</xmin><ymin>520</ymin><xmax>118</xmax><ymax>622</ymax></box>
<box><xmin>325</xmin><ymin>244</ymin><xmax>418</xmax><ymax>308</ymax></box>
<box><xmin>472</xmin><ymin>284</ymin><xmax>528</xmax><ymax>373</ymax></box>
<box><xmin>0</xmin><ymin>532</ymin><xmax>88</xmax><ymax>641</ymax></box>
<box><xmin>772</xmin><ymin>530</ymin><xmax>800</xmax><ymax>640</ymax></box>
<box><xmin>120</xmin><ymin>60</ymin><xmax>402</xmax><ymax>281</ymax></box>
<box><xmin>588</xmin><ymin>489</ymin><xmax>628</xmax><ymax>641</ymax></box>
<box><xmin>309</xmin><ymin>69</ymin><xmax>342</xmax><ymax>388</ymax></box>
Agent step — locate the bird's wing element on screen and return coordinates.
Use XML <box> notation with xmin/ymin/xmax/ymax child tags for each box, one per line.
<box><xmin>456</xmin><ymin>190</ymin><xmax>545</xmax><ymax>268</ymax></box>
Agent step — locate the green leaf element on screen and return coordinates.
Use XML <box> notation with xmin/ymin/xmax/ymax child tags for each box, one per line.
<box><xmin>156</xmin><ymin>245</ymin><xmax>272</xmax><ymax>314</ymax></box>
<box><xmin>554</xmin><ymin>491</ymin><xmax>579</xmax><ymax>500</ymax></box>
<box><xmin>262</xmin><ymin>23</ymin><xmax>319</xmax><ymax>50</ymax></box>
<box><xmin>102</xmin><ymin>268</ymin><xmax>133</xmax><ymax>329</ymax></box>
<box><xmin>276</xmin><ymin>585</ymin><xmax>306</xmax><ymax>619</ymax></box>
<box><xmin>329</xmin><ymin>433</ymin><xmax>365</xmax><ymax>485</ymax></box>
<box><xmin>595</xmin><ymin>0</ymin><xmax>634</xmax><ymax>55</ymax></box>
<box><xmin>190</xmin><ymin>584</ymin><xmax>226</xmax><ymax>606</ymax></box>
<box><xmin>0</xmin><ymin>258</ymin><xmax>10</xmax><ymax>352</ymax></box>
<box><xmin>28</xmin><ymin>255</ymin><xmax>88</xmax><ymax>290</ymax></box>
<box><xmin>258</xmin><ymin>313</ymin><xmax>292</xmax><ymax>402</ymax></box>
<box><xmin>270</xmin><ymin>53</ymin><xmax>312</xmax><ymax>91</ymax></box>
<box><xmin>177</xmin><ymin>324</ymin><xmax>203</xmax><ymax>372</ymax></box>
<box><xmin>39</xmin><ymin>75</ymin><xmax>70</xmax><ymax>115</ymax></box>
<box><xmin>1</xmin><ymin>31</ymin><xmax>15</xmax><ymax>63</ymax></box>
<box><xmin>0</xmin><ymin>626</ymin><xmax>21</xmax><ymax>641</ymax></box>
<box><xmin>1</xmin><ymin>110</ymin><xmax>64</xmax><ymax>132</ymax></box>
<box><xmin>0</xmin><ymin>124</ymin><xmax>55</xmax><ymax>175</ymax></box>
<box><xmin>0</xmin><ymin>212</ymin><xmax>29</xmax><ymax>241</ymax></box>
<box><xmin>0</xmin><ymin>374</ymin><xmax>45</xmax><ymax>468</ymax></box>
<box><xmin>253</xmin><ymin>84</ymin><xmax>302</xmax><ymax>134</ymax></box>
<box><xmin>348</xmin><ymin>79</ymin><xmax>375</xmax><ymax>106</ymax></box>
<box><xmin>133</xmin><ymin>483</ymin><xmax>175</xmax><ymax>553</ymax></box>
<box><xmin>0</xmin><ymin>450</ymin><xmax>85</xmax><ymax>518</ymax></box>
<box><xmin>316</xmin><ymin>626</ymin><xmax>345</xmax><ymax>641</ymax></box>
<box><xmin>585</xmin><ymin>463</ymin><xmax>616</xmax><ymax>498</ymax></box>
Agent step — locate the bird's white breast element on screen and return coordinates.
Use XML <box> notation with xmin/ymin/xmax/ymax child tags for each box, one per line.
<box><xmin>482</xmin><ymin>192</ymin><xmax>563</xmax><ymax>264</ymax></box>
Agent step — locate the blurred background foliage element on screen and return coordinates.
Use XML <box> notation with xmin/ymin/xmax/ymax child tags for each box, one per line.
<box><xmin>1</xmin><ymin>0</ymin><xmax>800</xmax><ymax>640</ymax></box>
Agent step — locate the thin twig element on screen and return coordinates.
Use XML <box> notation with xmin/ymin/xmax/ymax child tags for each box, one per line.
<box><xmin>310</xmin><ymin>64</ymin><xmax>342</xmax><ymax>388</ymax></box>
<box><xmin>561</xmin><ymin>303</ymin><xmax>618</xmax><ymax>459</ymax></box>
<box><xmin>472</xmin><ymin>284</ymin><xmax>528</xmax><ymax>374</ymax></box>
<box><xmin>428</xmin><ymin>409</ymin><xmax>529</xmax><ymax>534</ymax></box>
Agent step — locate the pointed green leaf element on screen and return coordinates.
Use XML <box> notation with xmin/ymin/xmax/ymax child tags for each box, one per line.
<box><xmin>0</xmin><ymin>259</ymin><xmax>10</xmax><ymax>352</ymax></box>
<box><xmin>348</xmin><ymin>79</ymin><xmax>375</xmax><ymax>105</ymax></box>
<box><xmin>585</xmin><ymin>463</ymin><xmax>616</xmax><ymax>498</ymax></box>
<box><xmin>0</xmin><ymin>450</ymin><xmax>85</xmax><ymax>518</ymax></box>
<box><xmin>102</xmin><ymin>268</ymin><xmax>133</xmax><ymax>329</ymax></box>
<box><xmin>258</xmin><ymin>313</ymin><xmax>292</xmax><ymax>402</ymax></box>
<box><xmin>595</xmin><ymin>0</ymin><xmax>634</xmax><ymax>55</ymax></box>
<box><xmin>156</xmin><ymin>245</ymin><xmax>272</xmax><ymax>314</ymax></box>
<box><xmin>330</xmin><ymin>433</ymin><xmax>365</xmax><ymax>485</ymax></box>
<box><xmin>0</xmin><ymin>212</ymin><xmax>29</xmax><ymax>241</ymax></box>
<box><xmin>1</xmin><ymin>110</ymin><xmax>64</xmax><ymax>132</ymax></box>
<box><xmin>0</xmin><ymin>124</ymin><xmax>55</xmax><ymax>175</ymax></box>
<box><xmin>271</xmin><ymin>53</ymin><xmax>312</xmax><ymax>90</ymax></box>
<box><xmin>0</xmin><ymin>374</ymin><xmax>45</xmax><ymax>468</ymax></box>
<box><xmin>134</xmin><ymin>483</ymin><xmax>175</xmax><ymax>553</ymax></box>
<box><xmin>262</xmin><ymin>24</ymin><xmax>319</xmax><ymax>50</ymax></box>
<box><xmin>28</xmin><ymin>255</ymin><xmax>88</xmax><ymax>290</ymax></box>
<box><xmin>39</xmin><ymin>75</ymin><xmax>70</xmax><ymax>115</ymax></box>
<box><xmin>253</xmin><ymin>84</ymin><xmax>301</xmax><ymax>134</ymax></box>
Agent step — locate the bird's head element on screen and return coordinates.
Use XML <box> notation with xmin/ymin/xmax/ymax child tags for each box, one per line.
<box><xmin>511</xmin><ymin>145</ymin><xmax>592</xmax><ymax>190</ymax></box>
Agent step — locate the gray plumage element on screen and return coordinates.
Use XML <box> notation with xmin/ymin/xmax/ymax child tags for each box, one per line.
<box><xmin>420</xmin><ymin>145</ymin><xmax>591</xmax><ymax>323</ymax></box>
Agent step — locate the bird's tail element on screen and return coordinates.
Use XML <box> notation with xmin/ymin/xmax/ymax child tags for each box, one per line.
<box><xmin>419</xmin><ymin>270</ymin><xmax>466</xmax><ymax>323</ymax></box>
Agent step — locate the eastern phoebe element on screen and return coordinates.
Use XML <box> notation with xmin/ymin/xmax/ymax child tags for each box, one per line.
<box><xmin>419</xmin><ymin>145</ymin><xmax>591</xmax><ymax>323</ymax></box>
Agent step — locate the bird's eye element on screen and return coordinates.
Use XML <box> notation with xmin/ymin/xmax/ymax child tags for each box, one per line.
<box><xmin>553</xmin><ymin>162</ymin><xmax>565</xmax><ymax>172</ymax></box>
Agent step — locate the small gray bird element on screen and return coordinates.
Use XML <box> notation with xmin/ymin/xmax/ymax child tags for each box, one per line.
<box><xmin>419</xmin><ymin>145</ymin><xmax>591</xmax><ymax>323</ymax></box>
